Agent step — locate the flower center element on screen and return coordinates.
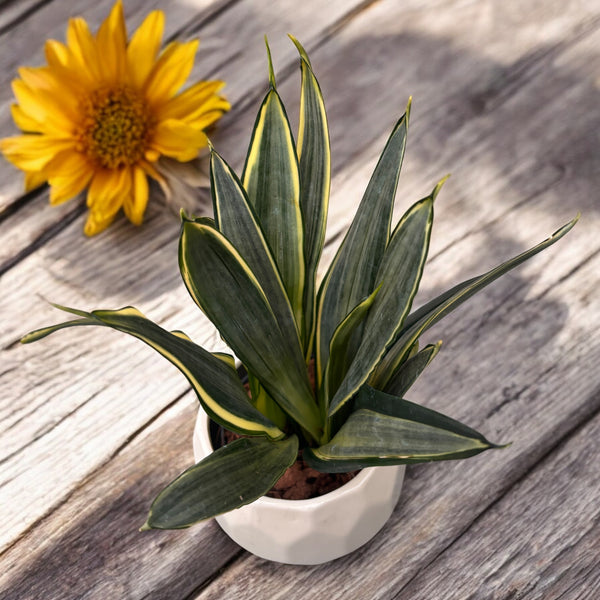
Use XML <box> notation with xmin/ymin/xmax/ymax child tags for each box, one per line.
<box><xmin>77</xmin><ymin>87</ymin><xmax>152</xmax><ymax>169</ymax></box>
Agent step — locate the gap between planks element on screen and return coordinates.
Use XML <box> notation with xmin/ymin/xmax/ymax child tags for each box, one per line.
<box><xmin>391</xmin><ymin>388</ymin><xmax>600</xmax><ymax>599</ymax></box>
<box><xmin>0</xmin><ymin>383</ymin><xmax>195</xmax><ymax>560</ymax></box>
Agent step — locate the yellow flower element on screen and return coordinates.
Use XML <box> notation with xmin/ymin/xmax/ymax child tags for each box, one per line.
<box><xmin>0</xmin><ymin>1</ymin><xmax>230</xmax><ymax>235</ymax></box>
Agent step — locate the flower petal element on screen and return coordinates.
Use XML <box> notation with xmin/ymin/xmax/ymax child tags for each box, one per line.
<box><xmin>87</xmin><ymin>167</ymin><xmax>131</xmax><ymax>213</ymax></box>
<box><xmin>45</xmin><ymin>151</ymin><xmax>93</xmax><ymax>205</ymax></box>
<box><xmin>188</xmin><ymin>109</ymin><xmax>231</xmax><ymax>132</ymax></box>
<box><xmin>43</xmin><ymin>39</ymin><xmax>93</xmax><ymax>97</ymax></box>
<box><xmin>49</xmin><ymin>173</ymin><xmax>93</xmax><ymax>205</ymax></box>
<box><xmin>17</xmin><ymin>67</ymin><xmax>54</xmax><ymax>92</ymax></box>
<box><xmin>144</xmin><ymin>40</ymin><xmax>198</xmax><ymax>105</ymax></box>
<box><xmin>12</xmin><ymin>79</ymin><xmax>76</xmax><ymax>134</ymax></box>
<box><xmin>25</xmin><ymin>170</ymin><xmax>47</xmax><ymax>192</ymax></box>
<box><xmin>49</xmin><ymin>176</ymin><xmax>90</xmax><ymax>205</ymax></box>
<box><xmin>139</xmin><ymin>159</ymin><xmax>164</xmax><ymax>184</ymax></box>
<box><xmin>45</xmin><ymin>40</ymin><xmax>70</xmax><ymax>68</ymax></box>
<box><xmin>85</xmin><ymin>167</ymin><xmax>132</xmax><ymax>235</ymax></box>
<box><xmin>0</xmin><ymin>135</ymin><xmax>74</xmax><ymax>171</ymax></box>
<box><xmin>123</xmin><ymin>166</ymin><xmax>149</xmax><ymax>225</ymax></box>
<box><xmin>84</xmin><ymin>210</ymin><xmax>117</xmax><ymax>236</ymax></box>
<box><xmin>11</xmin><ymin>104</ymin><xmax>41</xmax><ymax>133</ymax></box>
<box><xmin>17</xmin><ymin>67</ymin><xmax>82</xmax><ymax>115</ymax></box>
<box><xmin>149</xmin><ymin>118</ymin><xmax>207</xmax><ymax>161</ymax></box>
<box><xmin>126</xmin><ymin>9</ymin><xmax>165</xmax><ymax>89</ymax></box>
<box><xmin>96</xmin><ymin>0</ymin><xmax>127</xmax><ymax>84</ymax></box>
<box><xmin>158</xmin><ymin>80</ymin><xmax>230</xmax><ymax>124</ymax></box>
<box><xmin>44</xmin><ymin>148</ymin><xmax>89</xmax><ymax>178</ymax></box>
<box><xmin>66</xmin><ymin>17</ymin><xmax>102</xmax><ymax>83</ymax></box>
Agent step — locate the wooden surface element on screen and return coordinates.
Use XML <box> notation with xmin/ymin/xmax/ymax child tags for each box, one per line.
<box><xmin>1</xmin><ymin>0</ymin><xmax>599</xmax><ymax>598</ymax></box>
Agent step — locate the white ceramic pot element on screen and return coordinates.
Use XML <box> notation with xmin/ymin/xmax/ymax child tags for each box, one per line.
<box><xmin>193</xmin><ymin>409</ymin><xmax>405</xmax><ymax>565</ymax></box>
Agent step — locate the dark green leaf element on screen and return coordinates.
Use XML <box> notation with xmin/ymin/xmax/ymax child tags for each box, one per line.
<box><xmin>290</xmin><ymin>36</ymin><xmax>331</xmax><ymax>359</ymax></box>
<box><xmin>210</xmin><ymin>148</ymin><xmax>303</xmax><ymax>371</ymax></box>
<box><xmin>380</xmin><ymin>341</ymin><xmax>441</xmax><ymax>397</ymax></box>
<box><xmin>144</xmin><ymin>435</ymin><xmax>298</xmax><ymax>529</ymax></box>
<box><xmin>179</xmin><ymin>221</ymin><xmax>321</xmax><ymax>442</ymax></box>
<box><xmin>372</xmin><ymin>216</ymin><xmax>579</xmax><ymax>387</ymax></box>
<box><xmin>242</xmin><ymin>76</ymin><xmax>304</xmax><ymax>333</ymax></box>
<box><xmin>304</xmin><ymin>398</ymin><xmax>500</xmax><ymax>473</ymax></box>
<box><xmin>323</xmin><ymin>284</ymin><xmax>382</xmax><ymax>406</ymax></box>
<box><xmin>356</xmin><ymin>385</ymin><xmax>492</xmax><ymax>443</ymax></box>
<box><xmin>22</xmin><ymin>305</ymin><xmax>283</xmax><ymax>439</ymax></box>
<box><xmin>316</xmin><ymin>102</ymin><xmax>411</xmax><ymax>385</ymax></box>
<box><xmin>328</xmin><ymin>185</ymin><xmax>439</xmax><ymax>417</ymax></box>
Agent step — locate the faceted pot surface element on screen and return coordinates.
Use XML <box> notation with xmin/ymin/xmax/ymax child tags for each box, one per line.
<box><xmin>193</xmin><ymin>409</ymin><xmax>405</xmax><ymax>565</ymax></box>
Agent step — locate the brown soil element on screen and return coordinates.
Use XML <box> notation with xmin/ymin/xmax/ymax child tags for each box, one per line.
<box><xmin>222</xmin><ymin>429</ymin><xmax>358</xmax><ymax>500</ymax></box>
<box><xmin>267</xmin><ymin>456</ymin><xmax>357</xmax><ymax>500</ymax></box>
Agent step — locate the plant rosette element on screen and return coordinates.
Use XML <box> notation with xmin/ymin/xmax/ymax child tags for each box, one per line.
<box><xmin>22</xmin><ymin>37</ymin><xmax>578</xmax><ymax>565</ymax></box>
<box><xmin>193</xmin><ymin>408</ymin><xmax>405</xmax><ymax>564</ymax></box>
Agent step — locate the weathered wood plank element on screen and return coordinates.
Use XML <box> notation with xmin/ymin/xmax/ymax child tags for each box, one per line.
<box><xmin>395</xmin><ymin>408</ymin><xmax>600</xmax><ymax>599</ymax></box>
<box><xmin>315</xmin><ymin>0</ymin><xmax>600</xmax><ymax>269</ymax></box>
<box><xmin>0</xmin><ymin>393</ymin><xmax>244</xmax><ymax>600</ymax></box>
<box><xmin>0</xmin><ymin>0</ymin><xmax>598</xmax><ymax>596</ymax></box>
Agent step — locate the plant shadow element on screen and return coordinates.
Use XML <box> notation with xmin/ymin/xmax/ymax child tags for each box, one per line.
<box><xmin>41</xmin><ymin>19</ymin><xmax>599</xmax><ymax>309</ymax></box>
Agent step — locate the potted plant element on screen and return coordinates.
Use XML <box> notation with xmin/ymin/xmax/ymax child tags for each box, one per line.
<box><xmin>22</xmin><ymin>38</ymin><xmax>577</xmax><ymax>564</ymax></box>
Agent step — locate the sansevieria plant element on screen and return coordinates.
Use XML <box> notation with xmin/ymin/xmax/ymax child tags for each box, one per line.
<box><xmin>23</xmin><ymin>38</ymin><xmax>577</xmax><ymax>530</ymax></box>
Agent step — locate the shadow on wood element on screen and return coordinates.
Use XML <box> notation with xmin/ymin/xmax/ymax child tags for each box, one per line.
<box><xmin>0</xmin><ymin>400</ymin><xmax>243</xmax><ymax>600</ymax></box>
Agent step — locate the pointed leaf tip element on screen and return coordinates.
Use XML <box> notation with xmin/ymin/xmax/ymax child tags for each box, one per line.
<box><xmin>288</xmin><ymin>34</ymin><xmax>311</xmax><ymax>66</ymax></box>
<box><xmin>49</xmin><ymin>302</ymin><xmax>90</xmax><ymax>317</ymax></box>
<box><xmin>432</xmin><ymin>174</ymin><xmax>450</xmax><ymax>201</ymax></box>
<box><xmin>553</xmin><ymin>214</ymin><xmax>580</xmax><ymax>238</ymax></box>
<box><xmin>264</xmin><ymin>35</ymin><xmax>276</xmax><ymax>88</ymax></box>
<box><xmin>140</xmin><ymin>521</ymin><xmax>152</xmax><ymax>532</ymax></box>
<box><xmin>405</xmin><ymin>96</ymin><xmax>412</xmax><ymax>121</ymax></box>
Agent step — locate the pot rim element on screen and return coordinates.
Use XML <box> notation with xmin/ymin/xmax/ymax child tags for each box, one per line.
<box><xmin>193</xmin><ymin>408</ymin><xmax>378</xmax><ymax>507</ymax></box>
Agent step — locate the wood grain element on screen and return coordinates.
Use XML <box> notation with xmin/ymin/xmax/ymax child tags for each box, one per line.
<box><xmin>0</xmin><ymin>393</ymin><xmax>244</xmax><ymax>600</ymax></box>
<box><xmin>395</xmin><ymin>410</ymin><xmax>600</xmax><ymax>599</ymax></box>
<box><xmin>0</xmin><ymin>0</ymin><xmax>599</xmax><ymax>597</ymax></box>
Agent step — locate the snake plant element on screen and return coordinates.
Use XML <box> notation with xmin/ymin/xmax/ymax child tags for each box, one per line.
<box><xmin>22</xmin><ymin>38</ymin><xmax>577</xmax><ymax>530</ymax></box>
